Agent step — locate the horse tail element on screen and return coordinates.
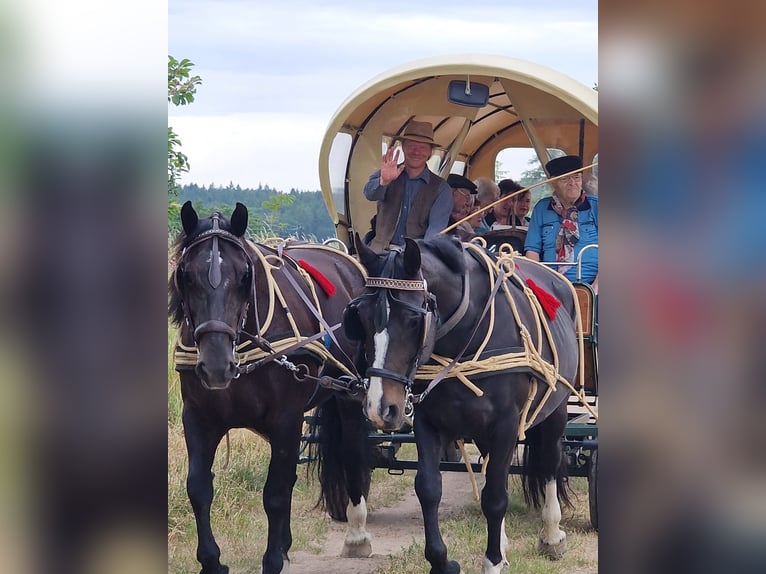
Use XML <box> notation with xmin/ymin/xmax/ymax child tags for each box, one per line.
<box><xmin>520</xmin><ymin>410</ymin><xmax>574</xmax><ymax>510</ymax></box>
<box><xmin>308</xmin><ymin>395</ymin><xmax>370</xmax><ymax>521</ymax></box>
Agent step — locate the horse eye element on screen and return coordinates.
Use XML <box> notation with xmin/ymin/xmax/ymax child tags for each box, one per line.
<box><xmin>241</xmin><ymin>267</ymin><xmax>252</xmax><ymax>286</ymax></box>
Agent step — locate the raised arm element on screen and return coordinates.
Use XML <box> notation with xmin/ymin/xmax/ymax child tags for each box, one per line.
<box><xmin>363</xmin><ymin>147</ymin><xmax>405</xmax><ymax>201</ymax></box>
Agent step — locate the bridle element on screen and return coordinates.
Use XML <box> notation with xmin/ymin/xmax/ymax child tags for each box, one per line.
<box><xmin>174</xmin><ymin>213</ymin><xmax>254</xmax><ymax>362</ymax></box>
<box><xmin>348</xmin><ymin>251</ymin><xmax>437</xmax><ymax>390</ymax></box>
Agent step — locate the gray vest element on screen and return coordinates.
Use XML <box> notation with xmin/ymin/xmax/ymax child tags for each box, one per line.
<box><xmin>369</xmin><ymin>170</ymin><xmax>444</xmax><ymax>253</ymax></box>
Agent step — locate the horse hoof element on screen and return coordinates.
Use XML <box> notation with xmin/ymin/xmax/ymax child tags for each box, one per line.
<box><xmin>538</xmin><ymin>536</ymin><xmax>567</xmax><ymax>560</ymax></box>
<box><xmin>341</xmin><ymin>537</ymin><xmax>372</xmax><ymax>558</ymax></box>
<box><xmin>200</xmin><ymin>565</ymin><xmax>228</xmax><ymax>574</ymax></box>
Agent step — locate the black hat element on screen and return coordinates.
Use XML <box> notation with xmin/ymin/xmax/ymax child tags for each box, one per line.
<box><xmin>447</xmin><ymin>174</ymin><xmax>477</xmax><ymax>194</ymax></box>
<box><xmin>498</xmin><ymin>178</ymin><xmax>522</xmax><ymax>196</ymax></box>
<box><xmin>546</xmin><ymin>155</ymin><xmax>582</xmax><ymax>178</ymax></box>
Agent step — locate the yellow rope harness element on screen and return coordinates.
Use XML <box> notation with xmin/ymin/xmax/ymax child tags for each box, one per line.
<box><xmin>174</xmin><ymin>241</ymin><xmax>364</xmax><ymax>378</ymax></box>
<box><xmin>414</xmin><ymin>241</ymin><xmax>597</xmax><ymax>440</ymax></box>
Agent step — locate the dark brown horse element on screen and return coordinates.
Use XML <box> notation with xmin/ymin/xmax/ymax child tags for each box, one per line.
<box><xmin>341</xmin><ymin>235</ymin><xmax>579</xmax><ymax>574</ymax></box>
<box><xmin>169</xmin><ymin>202</ymin><xmax>373</xmax><ymax>574</ymax></box>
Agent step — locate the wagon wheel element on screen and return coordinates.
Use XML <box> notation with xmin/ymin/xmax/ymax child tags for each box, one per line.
<box><xmin>588</xmin><ymin>448</ymin><xmax>598</xmax><ymax>530</ymax></box>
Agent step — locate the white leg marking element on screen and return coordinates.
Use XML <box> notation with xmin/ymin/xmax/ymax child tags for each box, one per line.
<box><xmin>341</xmin><ymin>496</ymin><xmax>372</xmax><ymax>557</ymax></box>
<box><xmin>482</xmin><ymin>556</ymin><xmax>505</xmax><ymax>574</ymax></box>
<box><xmin>500</xmin><ymin>516</ymin><xmax>509</xmax><ymax>563</ymax></box>
<box><xmin>366</xmin><ymin>300</ymin><xmax>389</xmax><ymax>427</ymax></box>
<box><xmin>345</xmin><ymin>496</ymin><xmax>370</xmax><ymax>545</ymax></box>
<box><xmin>482</xmin><ymin>517</ymin><xmax>509</xmax><ymax>573</ymax></box>
<box><xmin>540</xmin><ymin>479</ymin><xmax>566</xmax><ymax>545</ymax></box>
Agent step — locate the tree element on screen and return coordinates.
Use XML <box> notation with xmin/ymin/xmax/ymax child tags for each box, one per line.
<box><xmin>168</xmin><ymin>56</ymin><xmax>202</xmax><ymax>235</ymax></box>
<box><xmin>168</xmin><ymin>56</ymin><xmax>202</xmax><ymax>196</ymax></box>
<box><xmin>518</xmin><ymin>157</ymin><xmax>551</xmax><ymax>205</ymax></box>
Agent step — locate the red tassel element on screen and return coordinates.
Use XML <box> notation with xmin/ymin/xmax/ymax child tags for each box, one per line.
<box><xmin>298</xmin><ymin>260</ymin><xmax>336</xmax><ymax>297</ymax></box>
<box><xmin>526</xmin><ymin>278</ymin><xmax>561</xmax><ymax>320</ymax></box>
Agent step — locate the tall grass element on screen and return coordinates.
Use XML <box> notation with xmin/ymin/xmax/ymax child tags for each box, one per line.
<box><xmin>168</xmin><ymin>323</ymin><xmax>182</xmax><ymax>426</ymax></box>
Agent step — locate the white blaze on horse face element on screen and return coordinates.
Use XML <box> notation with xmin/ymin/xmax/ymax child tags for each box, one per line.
<box><xmin>366</xmin><ymin>299</ymin><xmax>390</xmax><ymax>426</ymax></box>
<box><xmin>540</xmin><ymin>479</ymin><xmax>566</xmax><ymax>545</ymax></box>
<box><xmin>205</xmin><ymin>253</ymin><xmax>223</xmax><ymax>265</ymax></box>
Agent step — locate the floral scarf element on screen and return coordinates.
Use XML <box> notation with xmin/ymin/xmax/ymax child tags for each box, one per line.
<box><xmin>550</xmin><ymin>192</ymin><xmax>585</xmax><ymax>273</ymax></box>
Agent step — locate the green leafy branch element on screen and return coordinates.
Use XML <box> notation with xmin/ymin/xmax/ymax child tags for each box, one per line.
<box><xmin>168</xmin><ymin>55</ymin><xmax>202</xmax><ymax>196</ymax></box>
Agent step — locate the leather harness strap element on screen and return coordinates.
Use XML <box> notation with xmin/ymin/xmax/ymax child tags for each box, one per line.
<box><xmin>278</xmin><ymin>263</ymin><xmax>362</xmax><ymax>380</ymax></box>
<box><xmin>411</xmin><ymin>267</ymin><xmax>507</xmax><ymax>404</ymax></box>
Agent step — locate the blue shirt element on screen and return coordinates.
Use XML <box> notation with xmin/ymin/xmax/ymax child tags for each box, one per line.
<box><xmin>524</xmin><ymin>194</ymin><xmax>599</xmax><ymax>283</ymax></box>
<box><xmin>363</xmin><ymin>168</ymin><xmax>453</xmax><ymax>245</ymax></box>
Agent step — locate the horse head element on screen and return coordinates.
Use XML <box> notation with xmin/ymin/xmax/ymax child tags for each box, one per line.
<box><xmin>171</xmin><ymin>201</ymin><xmax>251</xmax><ymax>390</ymax></box>
<box><xmin>345</xmin><ymin>236</ymin><xmax>438</xmax><ymax>430</ymax></box>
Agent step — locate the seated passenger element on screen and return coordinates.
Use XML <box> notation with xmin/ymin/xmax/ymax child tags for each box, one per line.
<box><xmin>506</xmin><ymin>185</ymin><xmax>531</xmax><ymax>228</ymax></box>
<box><xmin>363</xmin><ymin>120</ymin><xmax>452</xmax><ymax>252</ymax></box>
<box><xmin>466</xmin><ymin>207</ymin><xmax>487</xmax><ymax>233</ymax></box>
<box><xmin>486</xmin><ymin>179</ymin><xmax>523</xmax><ymax>228</ymax></box>
<box><xmin>447</xmin><ymin>174</ymin><xmax>478</xmax><ymax>240</ymax></box>
<box><xmin>524</xmin><ymin>155</ymin><xmax>598</xmax><ymax>292</ymax></box>
<box><xmin>473</xmin><ymin>177</ymin><xmax>499</xmax><ymax>233</ymax></box>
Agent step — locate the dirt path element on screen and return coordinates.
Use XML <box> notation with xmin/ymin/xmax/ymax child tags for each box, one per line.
<box><xmin>288</xmin><ymin>472</ymin><xmax>479</xmax><ymax>574</ymax></box>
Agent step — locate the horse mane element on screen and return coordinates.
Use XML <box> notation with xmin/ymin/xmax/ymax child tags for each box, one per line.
<box><xmin>419</xmin><ymin>235</ymin><xmax>466</xmax><ymax>275</ymax></box>
<box><xmin>168</xmin><ymin>230</ymin><xmax>190</xmax><ymax>326</ymax></box>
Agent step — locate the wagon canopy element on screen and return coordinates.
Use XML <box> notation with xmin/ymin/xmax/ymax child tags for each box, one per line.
<box><xmin>318</xmin><ymin>54</ymin><xmax>598</xmax><ymax>247</ymax></box>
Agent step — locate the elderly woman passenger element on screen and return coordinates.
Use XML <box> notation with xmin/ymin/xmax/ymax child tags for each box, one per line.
<box><xmin>524</xmin><ymin>155</ymin><xmax>598</xmax><ymax>292</ymax></box>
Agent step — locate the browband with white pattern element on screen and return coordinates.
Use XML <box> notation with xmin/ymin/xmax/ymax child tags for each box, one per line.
<box><xmin>365</xmin><ymin>277</ymin><xmax>426</xmax><ymax>291</ymax></box>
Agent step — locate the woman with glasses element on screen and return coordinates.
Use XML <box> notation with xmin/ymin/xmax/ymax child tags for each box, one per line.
<box><xmin>524</xmin><ymin>155</ymin><xmax>599</xmax><ymax>293</ymax></box>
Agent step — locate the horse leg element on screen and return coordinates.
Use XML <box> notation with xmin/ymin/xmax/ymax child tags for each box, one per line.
<box><xmin>414</xmin><ymin>416</ymin><xmax>461</xmax><ymax>574</ymax></box>
<box><xmin>479</xmin><ymin>428</ymin><xmax>515</xmax><ymax>573</ymax></box>
<box><xmin>528</xmin><ymin>403</ymin><xmax>569</xmax><ymax>560</ymax></box>
<box><xmin>261</xmin><ymin>421</ymin><xmax>302</xmax><ymax>574</ymax></box>
<box><xmin>183</xmin><ymin>406</ymin><xmax>229</xmax><ymax>574</ymax></box>
<box><xmin>338</xmin><ymin>398</ymin><xmax>372</xmax><ymax>558</ymax></box>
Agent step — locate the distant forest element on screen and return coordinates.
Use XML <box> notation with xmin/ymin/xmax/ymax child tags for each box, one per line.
<box><xmin>175</xmin><ymin>182</ymin><xmax>336</xmax><ymax>241</ymax></box>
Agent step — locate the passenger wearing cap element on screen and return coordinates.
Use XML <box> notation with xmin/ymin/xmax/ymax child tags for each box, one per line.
<box><xmin>524</xmin><ymin>155</ymin><xmax>599</xmax><ymax>291</ymax></box>
<box><xmin>446</xmin><ymin>174</ymin><xmax>477</xmax><ymax>241</ymax></box>
<box><xmin>363</xmin><ymin>120</ymin><xmax>452</xmax><ymax>252</ymax></box>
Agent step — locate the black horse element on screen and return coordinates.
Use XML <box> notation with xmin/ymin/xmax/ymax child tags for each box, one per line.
<box><xmin>169</xmin><ymin>202</ymin><xmax>373</xmax><ymax>574</ymax></box>
<box><xmin>341</xmin><ymin>235</ymin><xmax>580</xmax><ymax>574</ymax></box>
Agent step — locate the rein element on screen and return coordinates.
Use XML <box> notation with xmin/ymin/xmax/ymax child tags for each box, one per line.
<box><xmin>174</xmin><ymin>228</ymin><xmax>360</xmax><ymax>386</ymax></box>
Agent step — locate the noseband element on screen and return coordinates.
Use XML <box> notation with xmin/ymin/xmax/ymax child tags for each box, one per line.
<box><xmin>175</xmin><ymin>214</ymin><xmax>254</xmax><ymax>346</ymax></box>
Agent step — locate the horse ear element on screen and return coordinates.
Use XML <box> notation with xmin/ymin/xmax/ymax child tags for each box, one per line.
<box><xmin>181</xmin><ymin>201</ymin><xmax>198</xmax><ymax>235</ymax></box>
<box><xmin>230</xmin><ymin>202</ymin><xmax>248</xmax><ymax>237</ymax></box>
<box><xmin>402</xmin><ymin>238</ymin><xmax>421</xmax><ymax>277</ymax></box>
<box><xmin>355</xmin><ymin>232</ymin><xmax>378</xmax><ymax>269</ymax></box>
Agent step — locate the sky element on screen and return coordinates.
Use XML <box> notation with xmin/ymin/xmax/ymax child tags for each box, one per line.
<box><xmin>169</xmin><ymin>0</ymin><xmax>598</xmax><ymax>192</ymax></box>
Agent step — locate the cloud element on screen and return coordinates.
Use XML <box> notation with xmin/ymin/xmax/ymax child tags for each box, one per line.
<box><xmin>168</xmin><ymin>0</ymin><xmax>597</xmax><ymax>189</ymax></box>
<box><xmin>170</xmin><ymin>112</ymin><xmax>329</xmax><ymax>191</ymax></box>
